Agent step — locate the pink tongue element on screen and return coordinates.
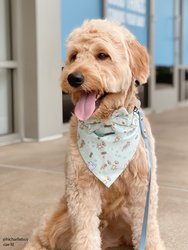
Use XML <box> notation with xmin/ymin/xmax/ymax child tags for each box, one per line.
<box><xmin>75</xmin><ymin>92</ymin><xmax>96</xmax><ymax>121</ymax></box>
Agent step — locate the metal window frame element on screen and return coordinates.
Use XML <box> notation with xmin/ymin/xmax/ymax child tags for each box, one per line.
<box><xmin>0</xmin><ymin>0</ymin><xmax>24</xmax><ymax>145</ymax></box>
<box><xmin>149</xmin><ymin>0</ymin><xmax>180</xmax><ymax>112</ymax></box>
<box><xmin>0</xmin><ymin>61</ymin><xmax>18</xmax><ymax>69</ymax></box>
<box><xmin>177</xmin><ymin>0</ymin><xmax>188</xmax><ymax>101</ymax></box>
<box><xmin>103</xmin><ymin>0</ymin><xmax>188</xmax><ymax>112</ymax></box>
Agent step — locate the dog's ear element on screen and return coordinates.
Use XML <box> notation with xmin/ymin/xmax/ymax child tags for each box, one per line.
<box><xmin>128</xmin><ymin>39</ymin><xmax>149</xmax><ymax>84</ymax></box>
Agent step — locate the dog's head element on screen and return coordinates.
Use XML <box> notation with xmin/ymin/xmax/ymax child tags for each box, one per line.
<box><xmin>61</xmin><ymin>19</ymin><xmax>149</xmax><ymax>121</ymax></box>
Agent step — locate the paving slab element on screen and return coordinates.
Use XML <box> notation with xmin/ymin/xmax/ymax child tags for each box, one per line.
<box><xmin>0</xmin><ymin>167</ymin><xmax>65</xmax><ymax>250</ymax></box>
<box><xmin>0</xmin><ymin>137</ymin><xmax>68</xmax><ymax>173</ymax></box>
<box><xmin>149</xmin><ymin>107</ymin><xmax>188</xmax><ymax>189</ymax></box>
<box><xmin>0</xmin><ymin>106</ymin><xmax>188</xmax><ymax>250</ymax></box>
<box><xmin>158</xmin><ymin>186</ymin><xmax>188</xmax><ymax>250</ymax></box>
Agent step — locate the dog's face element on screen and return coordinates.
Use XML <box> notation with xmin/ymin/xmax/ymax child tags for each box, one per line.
<box><xmin>61</xmin><ymin>20</ymin><xmax>149</xmax><ymax>121</ymax></box>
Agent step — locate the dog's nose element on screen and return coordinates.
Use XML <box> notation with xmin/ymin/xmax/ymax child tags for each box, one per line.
<box><xmin>67</xmin><ymin>72</ymin><xmax>84</xmax><ymax>88</ymax></box>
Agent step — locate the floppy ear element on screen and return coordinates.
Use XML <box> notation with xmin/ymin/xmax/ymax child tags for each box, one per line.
<box><xmin>128</xmin><ymin>39</ymin><xmax>149</xmax><ymax>84</ymax></box>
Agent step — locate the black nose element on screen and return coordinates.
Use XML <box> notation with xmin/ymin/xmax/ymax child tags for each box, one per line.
<box><xmin>67</xmin><ymin>72</ymin><xmax>84</xmax><ymax>88</ymax></box>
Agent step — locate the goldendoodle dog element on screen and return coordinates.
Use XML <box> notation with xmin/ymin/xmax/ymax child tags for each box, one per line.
<box><xmin>24</xmin><ymin>19</ymin><xmax>165</xmax><ymax>250</ymax></box>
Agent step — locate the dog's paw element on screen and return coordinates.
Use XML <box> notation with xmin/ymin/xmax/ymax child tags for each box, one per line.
<box><xmin>23</xmin><ymin>242</ymin><xmax>48</xmax><ymax>250</ymax></box>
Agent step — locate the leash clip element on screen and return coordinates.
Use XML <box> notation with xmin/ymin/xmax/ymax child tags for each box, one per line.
<box><xmin>137</xmin><ymin>110</ymin><xmax>148</xmax><ymax>139</ymax></box>
<box><xmin>133</xmin><ymin>106</ymin><xmax>138</xmax><ymax>113</ymax></box>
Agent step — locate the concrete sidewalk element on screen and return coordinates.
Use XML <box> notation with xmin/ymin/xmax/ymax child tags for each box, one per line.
<box><xmin>0</xmin><ymin>107</ymin><xmax>188</xmax><ymax>250</ymax></box>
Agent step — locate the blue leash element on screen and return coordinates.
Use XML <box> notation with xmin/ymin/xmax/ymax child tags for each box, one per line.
<box><xmin>136</xmin><ymin>109</ymin><xmax>153</xmax><ymax>250</ymax></box>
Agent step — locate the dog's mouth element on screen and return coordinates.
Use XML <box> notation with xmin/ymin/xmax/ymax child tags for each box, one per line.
<box><xmin>74</xmin><ymin>91</ymin><xmax>107</xmax><ymax>121</ymax></box>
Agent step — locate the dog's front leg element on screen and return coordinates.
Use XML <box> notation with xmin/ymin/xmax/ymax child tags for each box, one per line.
<box><xmin>127</xmin><ymin>178</ymin><xmax>165</xmax><ymax>250</ymax></box>
<box><xmin>66</xmin><ymin>159</ymin><xmax>102</xmax><ymax>250</ymax></box>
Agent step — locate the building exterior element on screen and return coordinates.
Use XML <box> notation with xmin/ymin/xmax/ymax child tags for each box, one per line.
<box><xmin>0</xmin><ymin>0</ymin><xmax>62</xmax><ymax>144</ymax></box>
<box><xmin>0</xmin><ymin>0</ymin><xmax>188</xmax><ymax>144</ymax></box>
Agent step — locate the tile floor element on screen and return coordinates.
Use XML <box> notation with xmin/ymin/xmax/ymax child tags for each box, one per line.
<box><xmin>0</xmin><ymin>106</ymin><xmax>188</xmax><ymax>250</ymax></box>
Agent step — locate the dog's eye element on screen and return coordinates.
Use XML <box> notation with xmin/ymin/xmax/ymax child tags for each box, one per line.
<box><xmin>97</xmin><ymin>53</ymin><xmax>109</xmax><ymax>60</ymax></box>
<box><xmin>70</xmin><ymin>53</ymin><xmax>77</xmax><ymax>62</ymax></box>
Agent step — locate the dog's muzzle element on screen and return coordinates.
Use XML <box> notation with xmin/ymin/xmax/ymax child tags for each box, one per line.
<box><xmin>67</xmin><ymin>72</ymin><xmax>84</xmax><ymax>88</ymax></box>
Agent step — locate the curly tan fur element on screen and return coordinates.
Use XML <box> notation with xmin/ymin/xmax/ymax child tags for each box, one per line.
<box><xmin>24</xmin><ymin>19</ymin><xmax>165</xmax><ymax>250</ymax></box>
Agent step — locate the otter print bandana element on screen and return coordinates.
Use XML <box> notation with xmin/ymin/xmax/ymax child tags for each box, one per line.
<box><xmin>77</xmin><ymin>107</ymin><xmax>141</xmax><ymax>187</ymax></box>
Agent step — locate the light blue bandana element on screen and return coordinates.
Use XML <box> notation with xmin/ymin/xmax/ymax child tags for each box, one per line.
<box><xmin>77</xmin><ymin>107</ymin><xmax>141</xmax><ymax>187</ymax></box>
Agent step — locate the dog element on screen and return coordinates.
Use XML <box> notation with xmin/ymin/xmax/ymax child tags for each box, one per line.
<box><xmin>24</xmin><ymin>19</ymin><xmax>165</xmax><ymax>250</ymax></box>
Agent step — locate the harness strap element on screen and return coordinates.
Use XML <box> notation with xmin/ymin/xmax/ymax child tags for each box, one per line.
<box><xmin>137</xmin><ymin>109</ymin><xmax>153</xmax><ymax>250</ymax></box>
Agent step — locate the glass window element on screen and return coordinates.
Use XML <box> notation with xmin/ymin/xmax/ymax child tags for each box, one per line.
<box><xmin>179</xmin><ymin>69</ymin><xmax>188</xmax><ymax>101</ymax></box>
<box><xmin>138</xmin><ymin>84</ymin><xmax>149</xmax><ymax>108</ymax></box>
<box><xmin>156</xmin><ymin>66</ymin><xmax>173</xmax><ymax>88</ymax></box>
<box><xmin>0</xmin><ymin>69</ymin><xmax>13</xmax><ymax>135</ymax></box>
<box><xmin>185</xmin><ymin>70</ymin><xmax>188</xmax><ymax>99</ymax></box>
<box><xmin>154</xmin><ymin>0</ymin><xmax>174</xmax><ymax>66</ymax></box>
<box><xmin>63</xmin><ymin>92</ymin><xmax>74</xmax><ymax>123</ymax></box>
<box><xmin>0</xmin><ymin>0</ymin><xmax>14</xmax><ymax>135</ymax></box>
<box><xmin>0</xmin><ymin>0</ymin><xmax>11</xmax><ymax>61</ymax></box>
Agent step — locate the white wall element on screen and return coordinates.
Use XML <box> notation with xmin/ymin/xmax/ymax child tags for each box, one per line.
<box><xmin>14</xmin><ymin>0</ymin><xmax>62</xmax><ymax>140</ymax></box>
<box><xmin>35</xmin><ymin>0</ymin><xmax>62</xmax><ymax>139</ymax></box>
